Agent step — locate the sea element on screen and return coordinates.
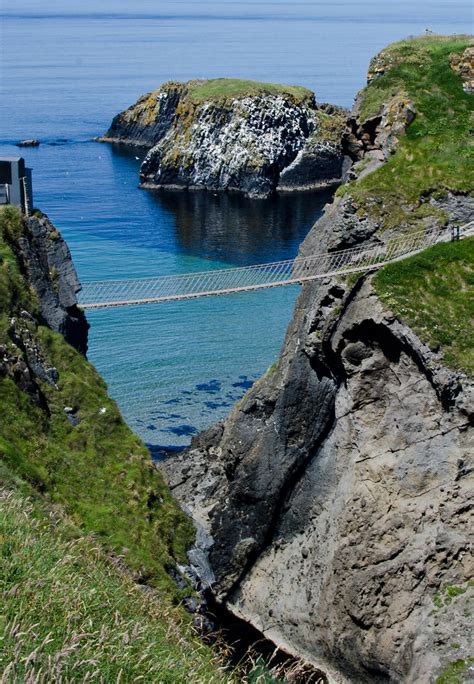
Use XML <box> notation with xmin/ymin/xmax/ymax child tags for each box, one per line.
<box><xmin>0</xmin><ymin>0</ymin><xmax>471</xmax><ymax>456</ymax></box>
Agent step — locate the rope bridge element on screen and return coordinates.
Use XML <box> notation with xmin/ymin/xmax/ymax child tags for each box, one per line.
<box><xmin>79</xmin><ymin>222</ymin><xmax>474</xmax><ymax>310</ymax></box>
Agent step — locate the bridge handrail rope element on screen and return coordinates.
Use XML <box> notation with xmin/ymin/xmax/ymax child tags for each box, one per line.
<box><xmin>79</xmin><ymin>221</ymin><xmax>474</xmax><ymax>309</ymax></box>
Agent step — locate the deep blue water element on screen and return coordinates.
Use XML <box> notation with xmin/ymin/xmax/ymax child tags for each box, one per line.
<box><xmin>1</xmin><ymin>1</ymin><xmax>471</xmax><ymax>453</ymax></box>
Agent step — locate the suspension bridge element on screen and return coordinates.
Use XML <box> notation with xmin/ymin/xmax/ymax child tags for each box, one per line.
<box><xmin>79</xmin><ymin>222</ymin><xmax>474</xmax><ymax>310</ymax></box>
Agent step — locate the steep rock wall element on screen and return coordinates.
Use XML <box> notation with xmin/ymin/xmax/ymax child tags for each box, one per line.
<box><xmin>163</xmin><ymin>201</ymin><xmax>473</xmax><ymax>681</ymax></box>
<box><xmin>18</xmin><ymin>214</ymin><xmax>88</xmax><ymax>354</ymax></box>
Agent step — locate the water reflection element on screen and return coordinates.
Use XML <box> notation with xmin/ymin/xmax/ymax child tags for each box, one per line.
<box><xmin>148</xmin><ymin>187</ymin><xmax>335</xmax><ymax>265</ymax></box>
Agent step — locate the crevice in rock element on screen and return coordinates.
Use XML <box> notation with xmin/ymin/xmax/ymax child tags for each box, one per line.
<box><xmin>348</xmin><ymin>612</ymin><xmax>373</xmax><ymax>631</ymax></box>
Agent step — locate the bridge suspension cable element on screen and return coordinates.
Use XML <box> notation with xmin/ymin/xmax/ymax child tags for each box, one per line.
<box><xmin>78</xmin><ymin>222</ymin><xmax>473</xmax><ymax>310</ymax></box>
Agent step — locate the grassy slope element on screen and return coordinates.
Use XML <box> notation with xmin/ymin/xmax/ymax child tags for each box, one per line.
<box><xmin>374</xmin><ymin>237</ymin><xmax>474</xmax><ymax>375</ymax></box>
<box><xmin>185</xmin><ymin>78</ymin><xmax>314</xmax><ymax>104</ymax></box>
<box><xmin>0</xmin><ymin>205</ymin><xmax>234</xmax><ymax>680</ymax></box>
<box><xmin>340</xmin><ymin>35</ymin><xmax>474</xmax><ymax>230</ymax></box>
<box><xmin>0</xmin><ymin>486</ymin><xmax>230</xmax><ymax>683</ymax></box>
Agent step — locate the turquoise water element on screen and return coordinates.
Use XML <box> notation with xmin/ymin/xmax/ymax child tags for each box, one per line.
<box><xmin>1</xmin><ymin>1</ymin><xmax>471</xmax><ymax>453</ymax></box>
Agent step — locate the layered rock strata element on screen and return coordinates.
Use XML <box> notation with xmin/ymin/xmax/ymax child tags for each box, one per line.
<box><xmin>101</xmin><ymin>79</ymin><xmax>347</xmax><ymax>198</ymax></box>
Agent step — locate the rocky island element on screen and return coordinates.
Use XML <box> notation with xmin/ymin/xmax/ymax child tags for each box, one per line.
<box><xmin>161</xmin><ymin>35</ymin><xmax>474</xmax><ymax>683</ymax></box>
<box><xmin>101</xmin><ymin>78</ymin><xmax>347</xmax><ymax>198</ymax></box>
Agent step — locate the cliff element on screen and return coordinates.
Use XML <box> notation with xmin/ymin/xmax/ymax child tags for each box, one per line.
<box><xmin>101</xmin><ymin>78</ymin><xmax>347</xmax><ymax>198</ymax></box>
<box><xmin>161</xmin><ymin>36</ymin><xmax>474</xmax><ymax>682</ymax></box>
<box><xmin>15</xmin><ymin>211</ymin><xmax>89</xmax><ymax>354</ymax></box>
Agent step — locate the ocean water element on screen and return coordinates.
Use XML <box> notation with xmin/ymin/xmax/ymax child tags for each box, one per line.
<box><xmin>0</xmin><ymin>1</ymin><xmax>471</xmax><ymax>453</ymax></box>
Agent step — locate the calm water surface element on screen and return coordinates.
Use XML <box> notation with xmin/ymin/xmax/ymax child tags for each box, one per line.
<box><xmin>1</xmin><ymin>1</ymin><xmax>471</xmax><ymax>453</ymax></box>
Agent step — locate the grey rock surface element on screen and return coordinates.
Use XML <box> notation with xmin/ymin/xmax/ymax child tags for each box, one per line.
<box><xmin>17</xmin><ymin>214</ymin><xmax>89</xmax><ymax>354</ymax></box>
<box><xmin>101</xmin><ymin>83</ymin><xmax>183</xmax><ymax>147</ymax></box>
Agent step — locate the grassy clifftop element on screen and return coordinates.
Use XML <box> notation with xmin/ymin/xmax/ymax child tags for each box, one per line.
<box><xmin>185</xmin><ymin>78</ymin><xmax>314</xmax><ymax>104</ymax></box>
<box><xmin>340</xmin><ymin>35</ymin><xmax>474</xmax><ymax>230</ymax></box>
<box><xmin>374</xmin><ymin>237</ymin><xmax>474</xmax><ymax>375</ymax></box>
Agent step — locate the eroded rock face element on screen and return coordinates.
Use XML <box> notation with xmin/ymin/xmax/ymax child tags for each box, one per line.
<box><xmin>101</xmin><ymin>80</ymin><xmax>347</xmax><ymax>198</ymax></box>
<box><xmin>161</xmin><ymin>197</ymin><xmax>473</xmax><ymax>682</ymax></box>
<box><xmin>343</xmin><ymin>94</ymin><xmax>415</xmax><ymax>168</ymax></box>
<box><xmin>17</xmin><ymin>215</ymin><xmax>89</xmax><ymax>354</ymax></box>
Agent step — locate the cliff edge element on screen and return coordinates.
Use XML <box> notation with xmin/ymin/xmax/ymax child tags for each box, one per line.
<box><xmin>101</xmin><ymin>78</ymin><xmax>347</xmax><ymax>198</ymax></box>
<box><xmin>161</xmin><ymin>36</ymin><xmax>474</xmax><ymax>683</ymax></box>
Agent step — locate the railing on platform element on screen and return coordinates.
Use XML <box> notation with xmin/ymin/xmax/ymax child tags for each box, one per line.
<box><xmin>78</xmin><ymin>221</ymin><xmax>474</xmax><ymax>309</ymax></box>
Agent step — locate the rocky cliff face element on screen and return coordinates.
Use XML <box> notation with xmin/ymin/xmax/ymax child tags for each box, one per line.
<box><xmin>17</xmin><ymin>213</ymin><xmax>88</xmax><ymax>354</ymax></box>
<box><xmin>101</xmin><ymin>79</ymin><xmax>347</xmax><ymax>198</ymax></box>
<box><xmin>163</xmin><ymin>202</ymin><xmax>473</xmax><ymax>682</ymax></box>
<box><xmin>0</xmin><ymin>209</ymin><xmax>89</xmax><ymax>411</ymax></box>
<box><xmin>161</xmin><ymin>37</ymin><xmax>474</xmax><ymax>683</ymax></box>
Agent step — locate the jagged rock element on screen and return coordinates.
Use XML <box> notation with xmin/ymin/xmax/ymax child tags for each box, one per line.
<box><xmin>16</xmin><ymin>214</ymin><xmax>89</xmax><ymax>354</ymax></box>
<box><xmin>428</xmin><ymin>191</ymin><xmax>474</xmax><ymax>225</ymax></box>
<box><xmin>160</xmin><ymin>171</ymin><xmax>471</xmax><ymax>682</ymax></box>
<box><xmin>343</xmin><ymin>95</ymin><xmax>415</xmax><ymax>167</ymax></box>
<box><xmin>101</xmin><ymin>79</ymin><xmax>347</xmax><ymax>198</ymax></box>
<box><xmin>450</xmin><ymin>47</ymin><xmax>474</xmax><ymax>93</ymax></box>
<box><xmin>162</xmin><ymin>242</ymin><xmax>472</xmax><ymax>681</ymax></box>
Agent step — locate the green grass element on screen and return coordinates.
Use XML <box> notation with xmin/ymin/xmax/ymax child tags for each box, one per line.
<box><xmin>374</xmin><ymin>238</ymin><xmax>474</xmax><ymax>375</ymax></box>
<box><xmin>186</xmin><ymin>78</ymin><xmax>314</xmax><ymax>104</ymax></box>
<box><xmin>0</xmin><ymin>206</ymin><xmax>195</xmax><ymax>593</ymax></box>
<box><xmin>436</xmin><ymin>658</ymin><xmax>474</xmax><ymax>684</ymax></box>
<box><xmin>0</xmin><ymin>486</ymin><xmax>232</xmax><ymax>683</ymax></box>
<box><xmin>342</xmin><ymin>35</ymin><xmax>474</xmax><ymax>230</ymax></box>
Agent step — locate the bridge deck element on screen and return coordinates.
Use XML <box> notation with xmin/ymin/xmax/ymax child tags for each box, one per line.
<box><xmin>79</xmin><ymin>223</ymin><xmax>473</xmax><ymax>309</ymax></box>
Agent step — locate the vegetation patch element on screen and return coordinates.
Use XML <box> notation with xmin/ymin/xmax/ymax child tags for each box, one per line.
<box><xmin>313</xmin><ymin>110</ymin><xmax>347</xmax><ymax>145</ymax></box>
<box><xmin>374</xmin><ymin>238</ymin><xmax>474</xmax><ymax>375</ymax></box>
<box><xmin>345</xmin><ymin>35</ymin><xmax>474</xmax><ymax>230</ymax></box>
<box><xmin>186</xmin><ymin>78</ymin><xmax>314</xmax><ymax>104</ymax></box>
<box><xmin>436</xmin><ymin>658</ymin><xmax>474</xmax><ymax>684</ymax></box>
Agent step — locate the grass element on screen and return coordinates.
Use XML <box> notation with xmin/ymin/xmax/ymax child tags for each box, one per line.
<box><xmin>374</xmin><ymin>237</ymin><xmax>474</xmax><ymax>375</ymax></box>
<box><xmin>436</xmin><ymin>658</ymin><xmax>474</xmax><ymax>684</ymax></box>
<box><xmin>432</xmin><ymin>580</ymin><xmax>474</xmax><ymax>609</ymax></box>
<box><xmin>0</xmin><ymin>486</ymin><xmax>232</xmax><ymax>683</ymax></box>
<box><xmin>340</xmin><ymin>35</ymin><xmax>474</xmax><ymax>231</ymax></box>
<box><xmin>185</xmin><ymin>78</ymin><xmax>314</xmax><ymax>104</ymax></box>
<box><xmin>0</xmin><ymin>205</ymin><xmax>195</xmax><ymax>593</ymax></box>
